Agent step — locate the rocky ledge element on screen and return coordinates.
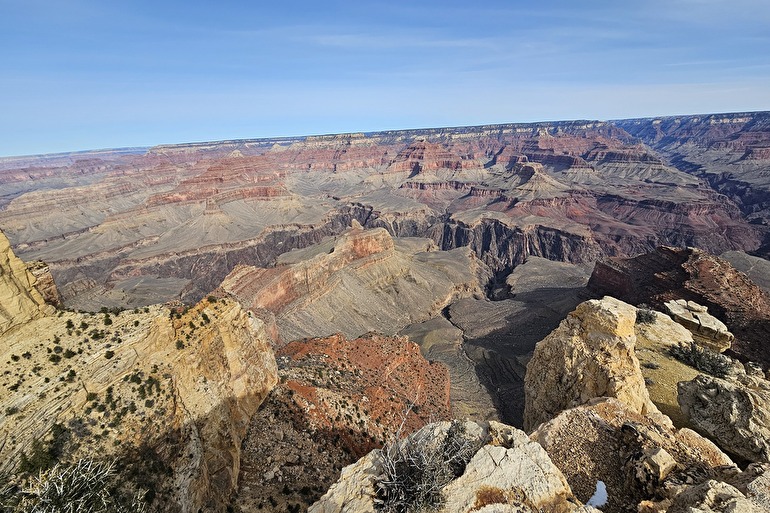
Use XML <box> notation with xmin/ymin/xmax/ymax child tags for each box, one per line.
<box><xmin>588</xmin><ymin>246</ymin><xmax>770</xmax><ymax>369</ymax></box>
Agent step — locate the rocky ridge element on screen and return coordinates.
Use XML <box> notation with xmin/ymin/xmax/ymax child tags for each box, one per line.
<box><xmin>0</xmin><ymin>238</ymin><xmax>278</xmax><ymax>512</ymax></box>
<box><xmin>237</xmin><ymin>333</ymin><xmax>451</xmax><ymax>512</ymax></box>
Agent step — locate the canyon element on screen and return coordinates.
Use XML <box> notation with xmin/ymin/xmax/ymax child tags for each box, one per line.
<box><xmin>1</xmin><ymin>111</ymin><xmax>770</xmax><ymax>511</ymax></box>
<box><xmin>1</xmin><ymin>112</ymin><xmax>767</xmax><ymax>311</ymax></box>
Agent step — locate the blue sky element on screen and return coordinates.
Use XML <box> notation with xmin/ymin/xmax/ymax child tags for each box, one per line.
<box><xmin>1</xmin><ymin>0</ymin><xmax>769</xmax><ymax>156</ymax></box>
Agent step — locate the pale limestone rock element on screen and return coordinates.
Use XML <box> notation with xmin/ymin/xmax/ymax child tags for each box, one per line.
<box><xmin>664</xmin><ymin>299</ymin><xmax>733</xmax><ymax>353</ymax></box>
<box><xmin>441</xmin><ymin>429</ymin><xmax>584</xmax><ymax>513</ymax></box>
<box><xmin>634</xmin><ymin>311</ymin><xmax>699</xmax><ymax>426</ymax></box>
<box><xmin>0</xmin><ymin>229</ymin><xmax>46</xmax><ymax>335</ymax></box>
<box><xmin>308</xmin><ymin>451</ymin><xmax>381</xmax><ymax>513</ymax></box>
<box><xmin>667</xmin><ymin>480</ymin><xmax>761</xmax><ymax>513</ymax></box>
<box><xmin>678</xmin><ymin>373</ymin><xmax>770</xmax><ymax>463</ymax></box>
<box><xmin>635</xmin><ymin>309</ymin><xmax>694</xmax><ymax>351</ymax></box>
<box><xmin>523</xmin><ymin>296</ymin><xmax>661</xmax><ymax>432</ymax></box>
<box><xmin>310</xmin><ymin>421</ymin><xmax>598</xmax><ymax>513</ymax></box>
<box><xmin>530</xmin><ymin>398</ymin><xmax>736</xmax><ymax>512</ymax></box>
<box><xmin>639</xmin><ymin>447</ymin><xmax>677</xmax><ymax>483</ymax></box>
<box><xmin>745</xmin><ymin>467</ymin><xmax>770</xmax><ymax>510</ymax></box>
<box><xmin>0</xmin><ymin>297</ymin><xmax>277</xmax><ymax>513</ymax></box>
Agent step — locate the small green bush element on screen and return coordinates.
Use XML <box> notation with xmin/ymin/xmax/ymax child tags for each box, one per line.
<box><xmin>670</xmin><ymin>342</ymin><xmax>733</xmax><ymax>378</ymax></box>
<box><xmin>635</xmin><ymin>307</ymin><xmax>656</xmax><ymax>325</ymax></box>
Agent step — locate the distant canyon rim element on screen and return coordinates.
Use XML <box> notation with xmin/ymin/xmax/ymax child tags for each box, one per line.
<box><xmin>1</xmin><ymin>111</ymin><xmax>768</xmax><ymax>311</ymax></box>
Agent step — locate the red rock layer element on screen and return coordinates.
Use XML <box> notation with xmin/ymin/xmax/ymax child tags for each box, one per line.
<box><xmin>278</xmin><ymin>333</ymin><xmax>451</xmax><ymax>440</ymax></box>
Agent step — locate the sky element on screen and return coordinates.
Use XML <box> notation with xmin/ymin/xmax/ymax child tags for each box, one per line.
<box><xmin>1</xmin><ymin>0</ymin><xmax>769</xmax><ymax>156</ymax></box>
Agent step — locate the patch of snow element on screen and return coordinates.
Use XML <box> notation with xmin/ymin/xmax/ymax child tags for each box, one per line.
<box><xmin>587</xmin><ymin>480</ymin><xmax>607</xmax><ymax>508</ymax></box>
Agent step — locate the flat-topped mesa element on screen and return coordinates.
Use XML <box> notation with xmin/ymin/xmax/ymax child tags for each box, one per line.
<box><xmin>615</xmin><ymin>111</ymin><xmax>770</xmax><ymax>151</ymax></box>
<box><xmin>0</xmin><ymin>230</ymin><xmax>50</xmax><ymax>335</ymax></box>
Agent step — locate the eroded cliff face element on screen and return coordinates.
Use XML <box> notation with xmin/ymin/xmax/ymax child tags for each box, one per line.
<box><xmin>0</xmin><ymin>229</ymin><xmax>48</xmax><ymax>335</ymax></box>
<box><xmin>219</xmin><ymin>225</ymin><xmax>486</xmax><ymax>343</ymax></box>
<box><xmin>1</xmin><ymin>113</ymin><xmax>766</xmax><ymax>309</ymax></box>
<box><xmin>0</xmin><ymin>254</ymin><xmax>277</xmax><ymax>513</ymax></box>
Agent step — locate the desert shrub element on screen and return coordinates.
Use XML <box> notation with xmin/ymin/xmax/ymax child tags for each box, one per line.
<box><xmin>669</xmin><ymin>342</ymin><xmax>733</xmax><ymax>378</ymax></box>
<box><xmin>375</xmin><ymin>420</ymin><xmax>483</xmax><ymax>513</ymax></box>
<box><xmin>635</xmin><ymin>307</ymin><xmax>656</xmax><ymax>325</ymax></box>
<box><xmin>15</xmin><ymin>424</ymin><xmax>70</xmax><ymax>479</ymax></box>
<box><xmin>8</xmin><ymin>459</ymin><xmax>146</xmax><ymax>513</ymax></box>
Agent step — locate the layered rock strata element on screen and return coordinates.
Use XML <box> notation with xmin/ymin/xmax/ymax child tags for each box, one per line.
<box><xmin>219</xmin><ymin>225</ymin><xmax>485</xmax><ymax>344</ymax></box>
<box><xmin>0</xmin><ymin>237</ymin><xmax>278</xmax><ymax>512</ymax></box>
<box><xmin>2</xmin><ymin>112</ymin><xmax>766</xmax><ymax>309</ymax></box>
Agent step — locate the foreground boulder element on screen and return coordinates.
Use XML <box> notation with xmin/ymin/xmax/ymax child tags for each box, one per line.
<box><xmin>523</xmin><ymin>296</ymin><xmax>662</xmax><ymax>431</ymax></box>
<box><xmin>310</xmin><ymin>420</ymin><xmax>598</xmax><ymax>513</ymax></box>
<box><xmin>532</xmin><ymin>398</ymin><xmax>736</xmax><ymax>513</ymax></box>
<box><xmin>587</xmin><ymin>246</ymin><xmax>770</xmax><ymax>369</ymax></box>
<box><xmin>678</xmin><ymin>372</ymin><xmax>770</xmax><ymax>463</ymax></box>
